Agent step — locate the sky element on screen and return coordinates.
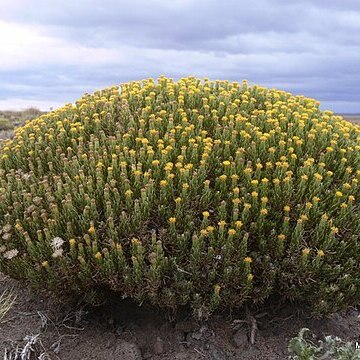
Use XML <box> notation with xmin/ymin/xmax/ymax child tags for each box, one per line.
<box><xmin>0</xmin><ymin>0</ymin><xmax>359</xmax><ymax>113</ymax></box>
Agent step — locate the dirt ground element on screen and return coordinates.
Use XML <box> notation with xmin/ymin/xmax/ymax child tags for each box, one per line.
<box><xmin>1</xmin><ymin>272</ymin><xmax>360</xmax><ymax>360</ymax></box>
<box><xmin>1</xmin><ymin>112</ymin><xmax>360</xmax><ymax>359</ymax></box>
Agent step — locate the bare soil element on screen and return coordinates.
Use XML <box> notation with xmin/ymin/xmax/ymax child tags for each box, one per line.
<box><xmin>1</xmin><ymin>273</ymin><xmax>360</xmax><ymax>360</ymax></box>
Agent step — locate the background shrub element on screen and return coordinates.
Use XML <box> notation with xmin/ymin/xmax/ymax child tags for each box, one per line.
<box><xmin>0</xmin><ymin>77</ymin><xmax>359</xmax><ymax>317</ymax></box>
<box><xmin>0</xmin><ymin>119</ymin><xmax>14</xmax><ymax>131</ymax></box>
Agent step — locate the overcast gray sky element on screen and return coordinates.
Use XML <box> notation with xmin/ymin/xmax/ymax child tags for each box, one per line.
<box><xmin>1</xmin><ymin>0</ymin><xmax>359</xmax><ymax>112</ymax></box>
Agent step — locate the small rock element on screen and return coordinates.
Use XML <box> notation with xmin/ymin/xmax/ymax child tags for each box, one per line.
<box><xmin>153</xmin><ymin>336</ymin><xmax>165</xmax><ymax>355</ymax></box>
<box><xmin>210</xmin><ymin>347</ymin><xmax>227</xmax><ymax>360</ymax></box>
<box><xmin>174</xmin><ymin>352</ymin><xmax>191</xmax><ymax>360</ymax></box>
<box><xmin>175</xmin><ymin>330</ymin><xmax>186</xmax><ymax>343</ymax></box>
<box><xmin>105</xmin><ymin>338</ymin><xmax>116</xmax><ymax>349</ymax></box>
<box><xmin>191</xmin><ymin>331</ymin><xmax>203</xmax><ymax>341</ymax></box>
<box><xmin>233</xmin><ymin>328</ymin><xmax>248</xmax><ymax>349</ymax></box>
<box><xmin>191</xmin><ymin>325</ymin><xmax>211</xmax><ymax>341</ymax></box>
<box><xmin>113</xmin><ymin>340</ymin><xmax>142</xmax><ymax>360</ymax></box>
<box><xmin>142</xmin><ymin>351</ymin><xmax>152</xmax><ymax>359</ymax></box>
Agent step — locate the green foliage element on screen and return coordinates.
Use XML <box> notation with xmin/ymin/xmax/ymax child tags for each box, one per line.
<box><xmin>0</xmin><ymin>77</ymin><xmax>359</xmax><ymax>317</ymax></box>
<box><xmin>288</xmin><ymin>328</ymin><xmax>360</xmax><ymax>360</ymax></box>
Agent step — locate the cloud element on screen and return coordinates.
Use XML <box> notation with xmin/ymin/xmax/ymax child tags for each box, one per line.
<box><xmin>0</xmin><ymin>0</ymin><xmax>359</xmax><ymax>112</ymax></box>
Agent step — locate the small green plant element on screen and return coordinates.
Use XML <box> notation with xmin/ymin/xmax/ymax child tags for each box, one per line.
<box><xmin>288</xmin><ymin>328</ymin><xmax>360</xmax><ymax>360</ymax></box>
<box><xmin>0</xmin><ymin>77</ymin><xmax>359</xmax><ymax>317</ymax></box>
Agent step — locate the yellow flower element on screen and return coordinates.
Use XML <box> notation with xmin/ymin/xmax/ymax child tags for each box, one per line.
<box><xmin>278</xmin><ymin>234</ymin><xmax>286</xmax><ymax>241</ymax></box>
<box><xmin>125</xmin><ymin>189</ymin><xmax>133</xmax><ymax>197</ymax></box>
<box><xmin>200</xmin><ymin>229</ymin><xmax>208</xmax><ymax>236</ymax></box>
<box><xmin>15</xmin><ymin>223</ymin><xmax>22</xmax><ymax>231</ymax></box>
<box><xmin>222</xmin><ymin>160</ymin><xmax>231</xmax><ymax>166</ymax></box>
<box><xmin>284</xmin><ymin>205</ymin><xmax>291</xmax><ymax>212</ymax></box>
<box><xmin>251</xmin><ymin>191</ymin><xmax>258</xmax><ymax>198</ymax></box>
<box><xmin>301</xmin><ymin>174</ymin><xmax>308</xmax><ymax>181</ymax></box>
<box><xmin>317</xmin><ymin>249</ymin><xmax>325</xmax><ymax>257</ymax></box>
<box><xmin>131</xmin><ymin>238</ymin><xmax>141</xmax><ymax>246</ymax></box>
<box><xmin>331</xmin><ymin>227</ymin><xmax>339</xmax><ymax>234</ymax></box>
<box><xmin>168</xmin><ymin>217</ymin><xmax>176</xmax><ymax>224</ymax></box>
<box><xmin>244</xmin><ymin>257</ymin><xmax>252</xmax><ymax>263</ymax></box>
<box><xmin>228</xmin><ymin>229</ymin><xmax>236</xmax><ymax>236</ymax></box>
<box><xmin>202</xmin><ymin>211</ymin><xmax>210</xmax><ymax>218</ymax></box>
<box><xmin>69</xmin><ymin>239</ymin><xmax>76</xmax><ymax>247</ymax></box>
<box><xmin>302</xmin><ymin>248</ymin><xmax>310</xmax><ymax>256</ymax></box>
<box><xmin>260</xmin><ymin>208</ymin><xmax>268</xmax><ymax>215</ymax></box>
<box><xmin>235</xmin><ymin>220</ymin><xmax>243</xmax><ymax>228</ymax></box>
<box><xmin>41</xmin><ymin>261</ymin><xmax>49</xmax><ymax>268</ymax></box>
<box><xmin>305</xmin><ymin>202</ymin><xmax>313</xmax><ymax>209</ymax></box>
<box><xmin>95</xmin><ymin>252</ymin><xmax>102</xmax><ymax>260</ymax></box>
<box><xmin>175</xmin><ymin>197</ymin><xmax>182</xmax><ymax>204</ymax></box>
<box><xmin>219</xmin><ymin>174</ymin><xmax>227</xmax><ymax>181</ymax></box>
<box><xmin>335</xmin><ymin>191</ymin><xmax>343</xmax><ymax>197</ymax></box>
<box><xmin>160</xmin><ymin>180</ymin><xmax>168</xmax><ymax>187</ymax></box>
<box><xmin>218</xmin><ymin>220</ymin><xmax>227</xmax><ymax>227</ymax></box>
<box><xmin>88</xmin><ymin>226</ymin><xmax>96</xmax><ymax>235</ymax></box>
<box><xmin>214</xmin><ymin>284</ymin><xmax>221</xmax><ymax>295</ymax></box>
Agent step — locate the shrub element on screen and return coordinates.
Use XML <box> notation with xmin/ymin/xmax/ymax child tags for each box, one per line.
<box><xmin>0</xmin><ymin>77</ymin><xmax>359</xmax><ymax>317</ymax></box>
<box><xmin>0</xmin><ymin>118</ymin><xmax>14</xmax><ymax>131</ymax></box>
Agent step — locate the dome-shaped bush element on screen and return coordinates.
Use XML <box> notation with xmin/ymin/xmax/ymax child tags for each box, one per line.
<box><xmin>0</xmin><ymin>77</ymin><xmax>359</xmax><ymax>317</ymax></box>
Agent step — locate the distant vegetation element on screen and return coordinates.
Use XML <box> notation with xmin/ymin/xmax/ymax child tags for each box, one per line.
<box><xmin>339</xmin><ymin>114</ymin><xmax>360</xmax><ymax>124</ymax></box>
<box><xmin>0</xmin><ymin>108</ymin><xmax>45</xmax><ymax>129</ymax></box>
<box><xmin>0</xmin><ymin>108</ymin><xmax>45</xmax><ymax>138</ymax></box>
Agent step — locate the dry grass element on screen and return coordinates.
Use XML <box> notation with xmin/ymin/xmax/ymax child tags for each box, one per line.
<box><xmin>0</xmin><ymin>289</ymin><xmax>16</xmax><ymax>322</ymax></box>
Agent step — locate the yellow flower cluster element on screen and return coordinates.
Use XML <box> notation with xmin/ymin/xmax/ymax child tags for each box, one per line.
<box><xmin>0</xmin><ymin>76</ymin><xmax>359</xmax><ymax>315</ymax></box>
